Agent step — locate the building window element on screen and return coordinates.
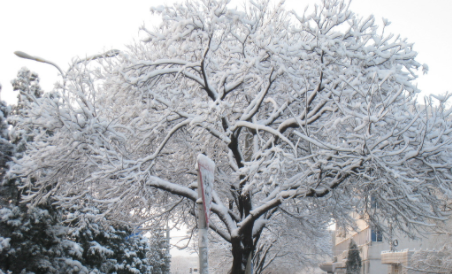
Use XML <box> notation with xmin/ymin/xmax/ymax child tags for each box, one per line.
<box><xmin>370</xmin><ymin>195</ymin><xmax>378</xmax><ymax>209</ymax></box>
<box><xmin>371</xmin><ymin>229</ymin><xmax>382</xmax><ymax>242</ymax></box>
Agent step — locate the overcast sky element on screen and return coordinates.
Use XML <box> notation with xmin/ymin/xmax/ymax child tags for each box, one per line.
<box><xmin>2</xmin><ymin>0</ymin><xmax>452</xmax><ymax>105</ymax></box>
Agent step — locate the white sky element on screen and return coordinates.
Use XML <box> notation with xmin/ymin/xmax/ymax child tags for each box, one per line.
<box><xmin>1</xmin><ymin>0</ymin><xmax>452</xmax><ymax>257</ymax></box>
<box><xmin>1</xmin><ymin>0</ymin><xmax>452</xmax><ymax>105</ymax></box>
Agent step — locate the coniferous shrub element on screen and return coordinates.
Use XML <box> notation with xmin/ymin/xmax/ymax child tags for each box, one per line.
<box><xmin>346</xmin><ymin>240</ymin><xmax>362</xmax><ymax>274</ymax></box>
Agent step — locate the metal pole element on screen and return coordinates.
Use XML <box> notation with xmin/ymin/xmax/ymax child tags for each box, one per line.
<box><xmin>197</xmin><ymin>173</ymin><xmax>209</xmax><ymax>274</ymax></box>
<box><xmin>245</xmin><ymin>252</ymin><xmax>253</xmax><ymax>274</ymax></box>
<box><xmin>389</xmin><ymin>222</ymin><xmax>393</xmax><ymax>252</ymax></box>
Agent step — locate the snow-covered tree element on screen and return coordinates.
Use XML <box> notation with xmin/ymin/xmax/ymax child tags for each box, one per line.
<box><xmin>346</xmin><ymin>240</ymin><xmax>361</xmax><ymax>274</ymax></box>
<box><xmin>9</xmin><ymin>67</ymin><xmax>46</xmax><ymax>158</ymax></box>
<box><xmin>9</xmin><ymin>0</ymin><xmax>452</xmax><ymax>273</ymax></box>
<box><xmin>11</xmin><ymin>67</ymin><xmax>44</xmax><ymax>113</ymax></box>
<box><xmin>147</xmin><ymin>228</ymin><xmax>171</xmax><ymax>274</ymax></box>
<box><xmin>0</xmin><ymin>201</ymin><xmax>154</xmax><ymax>274</ymax></box>
<box><xmin>0</xmin><ymin>204</ymin><xmax>81</xmax><ymax>274</ymax></box>
<box><xmin>2</xmin><ymin>69</ymin><xmax>154</xmax><ymax>274</ymax></box>
<box><xmin>1</xmin><ymin>67</ymin><xmax>44</xmax><ymax>209</ymax></box>
<box><xmin>64</xmin><ymin>205</ymin><xmax>153</xmax><ymax>274</ymax></box>
<box><xmin>408</xmin><ymin>218</ymin><xmax>452</xmax><ymax>273</ymax></box>
<box><xmin>409</xmin><ymin>247</ymin><xmax>452</xmax><ymax>274</ymax></box>
<box><xmin>252</xmin><ymin>214</ymin><xmax>331</xmax><ymax>274</ymax></box>
<box><xmin>0</xmin><ymin>86</ymin><xmax>15</xmax><ymax>206</ymax></box>
<box><xmin>0</xmin><ymin>69</ymin><xmax>85</xmax><ymax>274</ymax></box>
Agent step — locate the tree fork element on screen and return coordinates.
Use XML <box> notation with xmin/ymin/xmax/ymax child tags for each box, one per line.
<box><xmin>230</xmin><ymin>221</ymin><xmax>255</xmax><ymax>274</ymax></box>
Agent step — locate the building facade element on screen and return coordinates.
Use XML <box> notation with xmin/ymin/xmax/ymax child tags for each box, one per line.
<box><xmin>319</xmin><ymin>213</ymin><xmax>450</xmax><ymax>274</ymax></box>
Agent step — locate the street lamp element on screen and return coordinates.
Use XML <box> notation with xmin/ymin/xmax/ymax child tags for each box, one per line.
<box><xmin>14</xmin><ymin>49</ymin><xmax>121</xmax><ymax>77</ymax></box>
<box><xmin>14</xmin><ymin>49</ymin><xmax>121</xmax><ymax>100</ymax></box>
<box><xmin>14</xmin><ymin>51</ymin><xmax>64</xmax><ymax>76</ymax></box>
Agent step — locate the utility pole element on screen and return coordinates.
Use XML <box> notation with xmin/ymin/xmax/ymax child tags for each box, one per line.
<box><xmin>197</xmin><ymin>196</ymin><xmax>209</xmax><ymax>274</ymax></box>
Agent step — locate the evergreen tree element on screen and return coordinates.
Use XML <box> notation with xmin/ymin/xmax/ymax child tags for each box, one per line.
<box><xmin>0</xmin><ymin>68</ymin><xmax>85</xmax><ymax>274</ymax></box>
<box><xmin>9</xmin><ymin>67</ymin><xmax>44</xmax><ymax>156</ymax></box>
<box><xmin>0</xmin><ymin>204</ymin><xmax>85</xmax><ymax>274</ymax></box>
<box><xmin>147</xmin><ymin>228</ymin><xmax>171</xmax><ymax>274</ymax></box>
<box><xmin>1</xmin><ymin>68</ymin><xmax>160</xmax><ymax>274</ymax></box>
<box><xmin>64</xmin><ymin>204</ymin><xmax>153</xmax><ymax>274</ymax></box>
<box><xmin>346</xmin><ymin>240</ymin><xmax>362</xmax><ymax>274</ymax></box>
<box><xmin>11</xmin><ymin>67</ymin><xmax>43</xmax><ymax>114</ymax></box>
<box><xmin>0</xmin><ymin>84</ymin><xmax>15</xmax><ymax>206</ymax></box>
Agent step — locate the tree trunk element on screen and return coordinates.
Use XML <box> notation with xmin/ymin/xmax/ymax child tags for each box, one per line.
<box><xmin>229</xmin><ymin>133</ymin><xmax>256</xmax><ymax>274</ymax></box>
<box><xmin>230</xmin><ymin>223</ymin><xmax>254</xmax><ymax>274</ymax></box>
<box><xmin>231</xmin><ymin>237</ymin><xmax>251</xmax><ymax>274</ymax></box>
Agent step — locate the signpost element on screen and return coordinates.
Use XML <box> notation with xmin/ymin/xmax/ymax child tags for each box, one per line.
<box><xmin>197</xmin><ymin>154</ymin><xmax>215</xmax><ymax>274</ymax></box>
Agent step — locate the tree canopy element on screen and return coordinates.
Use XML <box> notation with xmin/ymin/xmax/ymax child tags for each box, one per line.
<box><xmin>0</xmin><ymin>68</ymin><xmax>161</xmax><ymax>274</ymax></box>
<box><xmin>8</xmin><ymin>0</ymin><xmax>452</xmax><ymax>273</ymax></box>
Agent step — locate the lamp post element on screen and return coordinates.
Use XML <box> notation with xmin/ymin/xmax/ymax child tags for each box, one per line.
<box><xmin>14</xmin><ymin>49</ymin><xmax>120</xmax><ymax>99</ymax></box>
<box><xmin>14</xmin><ymin>51</ymin><xmax>64</xmax><ymax>76</ymax></box>
<box><xmin>14</xmin><ymin>49</ymin><xmax>120</xmax><ymax>79</ymax></box>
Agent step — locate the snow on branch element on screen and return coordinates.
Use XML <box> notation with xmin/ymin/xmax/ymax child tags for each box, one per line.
<box><xmin>9</xmin><ymin>1</ymin><xmax>452</xmax><ymax>272</ymax></box>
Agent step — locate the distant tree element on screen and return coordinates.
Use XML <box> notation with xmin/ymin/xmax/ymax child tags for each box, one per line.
<box><xmin>9</xmin><ymin>1</ymin><xmax>452</xmax><ymax>273</ymax></box>
<box><xmin>346</xmin><ymin>240</ymin><xmax>361</xmax><ymax>274</ymax></box>
<box><xmin>409</xmin><ymin>247</ymin><xmax>452</xmax><ymax>274</ymax></box>
<box><xmin>252</xmin><ymin>214</ymin><xmax>331</xmax><ymax>274</ymax></box>
<box><xmin>11</xmin><ymin>67</ymin><xmax>43</xmax><ymax>113</ymax></box>
<box><xmin>147</xmin><ymin>228</ymin><xmax>171</xmax><ymax>274</ymax></box>
<box><xmin>408</xmin><ymin>219</ymin><xmax>452</xmax><ymax>274</ymax></box>
<box><xmin>9</xmin><ymin>67</ymin><xmax>45</xmax><ymax>157</ymax></box>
